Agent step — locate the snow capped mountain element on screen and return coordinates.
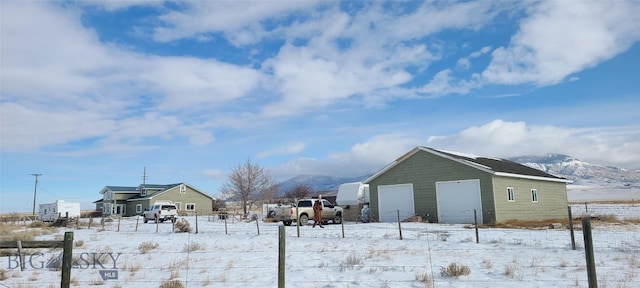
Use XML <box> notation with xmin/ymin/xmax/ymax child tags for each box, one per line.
<box><xmin>510</xmin><ymin>154</ymin><xmax>640</xmax><ymax>187</ymax></box>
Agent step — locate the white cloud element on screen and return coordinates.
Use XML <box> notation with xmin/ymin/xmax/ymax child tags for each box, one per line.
<box><xmin>0</xmin><ymin>2</ymin><xmax>250</xmax><ymax>153</ymax></box>
<box><xmin>483</xmin><ymin>1</ymin><xmax>640</xmax><ymax>85</ymax></box>
<box><xmin>258</xmin><ymin>142</ymin><xmax>307</xmax><ymax>159</ymax></box>
<box><xmin>427</xmin><ymin>120</ymin><xmax>640</xmax><ymax>169</ymax></box>
<box><xmin>470</xmin><ymin>46</ymin><xmax>492</xmax><ymax>58</ymax></box>
<box><xmin>418</xmin><ymin>69</ymin><xmax>482</xmax><ymax>96</ymax></box>
<box><xmin>271</xmin><ymin>133</ymin><xmax>421</xmax><ymax>178</ymax></box>
<box><xmin>273</xmin><ymin>120</ymin><xmax>640</xmax><ymax>179</ymax></box>
<box><xmin>153</xmin><ymin>1</ymin><xmax>320</xmax><ymax>43</ymax></box>
<box><xmin>203</xmin><ymin>169</ymin><xmax>226</xmax><ymax>180</ymax></box>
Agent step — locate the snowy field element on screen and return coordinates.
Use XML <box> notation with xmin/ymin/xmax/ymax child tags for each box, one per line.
<box><xmin>1</xmin><ymin>202</ymin><xmax>639</xmax><ymax>288</ymax></box>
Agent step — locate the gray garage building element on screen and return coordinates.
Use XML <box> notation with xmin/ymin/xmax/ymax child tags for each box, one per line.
<box><xmin>364</xmin><ymin>147</ymin><xmax>571</xmax><ymax>224</ymax></box>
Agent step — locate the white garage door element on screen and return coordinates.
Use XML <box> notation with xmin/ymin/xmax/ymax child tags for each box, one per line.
<box><xmin>378</xmin><ymin>184</ymin><xmax>415</xmax><ymax>222</ymax></box>
<box><xmin>436</xmin><ymin>179</ymin><xmax>483</xmax><ymax>224</ymax></box>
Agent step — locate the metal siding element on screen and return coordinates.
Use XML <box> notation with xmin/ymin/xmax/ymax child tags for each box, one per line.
<box><xmin>492</xmin><ymin>176</ymin><xmax>568</xmax><ymax>222</ymax></box>
<box><xmin>369</xmin><ymin>150</ymin><xmax>496</xmax><ymax>223</ymax></box>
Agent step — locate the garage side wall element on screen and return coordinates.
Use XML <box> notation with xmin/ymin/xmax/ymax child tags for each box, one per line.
<box><xmin>492</xmin><ymin>176</ymin><xmax>568</xmax><ymax>223</ymax></box>
<box><xmin>369</xmin><ymin>151</ymin><xmax>496</xmax><ymax>224</ymax></box>
<box><xmin>155</xmin><ymin>187</ymin><xmax>214</xmax><ymax>216</ymax></box>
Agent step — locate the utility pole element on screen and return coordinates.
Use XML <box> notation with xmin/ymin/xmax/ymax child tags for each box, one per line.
<box><xmin>31</xmin><ymin>174</ymin><xmax>42</xmax><ymax>216</ymax></box>
<box><xmin>142</xmin><ymin>166</ymin><xmax>148</xmax><ymax>185</ymax></box>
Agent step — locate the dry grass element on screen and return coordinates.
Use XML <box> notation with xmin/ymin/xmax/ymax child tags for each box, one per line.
<box><xmin>440</xmin><ymin>263</ymin><xmax>471</xmax><ymax>277</ymax></box>
<box><xmin>159</xmin><ymin>280</ymin><xmax>184</xmax><ymax>288</ymax></box>
<box><xmin>488</xmin><ymin>218</ymin><xmax>568</xmax><ymax>229</ymax></box>
<box><xmin>138</xmin><ymin>241</ymin><xmax>159</xmax><ymax>254</ymax></box>
<box><xmin>415</xmin><ymin>272</ymin><xmax>433</xmax><ymax>287</ymax></box>
<box><xmin>0</xmin><ymin>269</ymin><xmax>8</xmax><ymax>281</ymax></box>
<box><xmin>340</xmin><ymin>254</ymin><xmax>363</xmax><ymax>271</ymax></box>
<box><xmin>0</xmin><ymin>224</ymin><xmax>57</xmax><ymax>242</ymax></box>
<box><xmin>74</xmin><ymin>239</ymin><xmax>85</xmax><ymax>248</ymax></box>
<box><xmin>127</xmin><ymin>263</ymin><xmax>142</xmax><ymax>274</ymax></box>
<box><xmin>183</xmin><ymin>242</ymin><xmax>204</xmax><ymax>252</ymax></box>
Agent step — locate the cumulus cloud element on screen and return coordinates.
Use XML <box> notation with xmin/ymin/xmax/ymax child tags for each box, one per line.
<box><xmin>483</xmin><ymin>1</ymin><xmax>640</xmax><ymax>85</ymax></box>
<box><xmin>0</xmin><ymin>2</ymin><xmax>246</xmax><ymax>153</ymax></box>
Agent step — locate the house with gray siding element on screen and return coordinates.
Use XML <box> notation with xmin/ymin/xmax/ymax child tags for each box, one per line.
<box><xmin>364</xmin><ymin>147</ymin><xmax>571</xmax><ymax>224</ymax></box>
<box><xmin>98</xmin><ymin>183</ymin><xmax>215</xmax><ymax>217</ymax></box>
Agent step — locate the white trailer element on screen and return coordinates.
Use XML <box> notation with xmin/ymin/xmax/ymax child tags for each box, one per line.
<box><xmin>39</xmin><ymin>200</ymin><xmax>81</xmax><ymax>222</ymax></box>
<box><xmin>336</xmin><ymin>182</ymin><xmax>370</xmax><ymax>206</ymax></box>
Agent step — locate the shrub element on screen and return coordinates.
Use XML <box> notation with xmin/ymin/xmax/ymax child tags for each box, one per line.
<box><xmin>138</xmin><ymin>241</ymin><xmax>159</xmax><ymax>254</ymax></box>
<box><xmin>183</xmin><ymin>242</ymin><xmax>204</xmax><ymax>252</ymax></box>
<box><xmin>415</xmin><ymin>272</ymin><xmax>433</xmax><ymax>287</ymax></box>
<box><xmin>160</xmin><ymin>280</ymin><xmax>184</xmax><ymax>288</ymax></box>
<box><xmin>0</xmin><ymin>269</ymin><xmax>7</xmax><ymax>281</ymax></box>
<box><xmin>74</xmin><ymin>240</ymin><xmax>85</xmax><ymax>248</ymax></box>
<box><xmin>340</xmin><ymin>254</ymin><xmax>363</xmax><ymax>271</ymax></box>
<box><xmin>440</xmin><ymin>262</ymin><xmax>471</xmax><ymax>277</ymax></box>
<box><xmin>174</xmin><ymin>219</ymin><xmax>192</xmax><ymax>233</ymax></box>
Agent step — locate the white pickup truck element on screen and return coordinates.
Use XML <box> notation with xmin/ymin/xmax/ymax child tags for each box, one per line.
<box><xmin>143</xmin><ymin>202</ymin><xmax>178</xmax><ymax>223</ymax></box>
<box><xmin>272</xmin><ymin>199</ymin><xmax>343</xmax><ymax>226</ymax></box>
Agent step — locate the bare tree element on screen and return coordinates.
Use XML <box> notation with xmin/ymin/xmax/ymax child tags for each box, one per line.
<box><xmin>220</xmin><ymin>158</ymin><xmax>277</xmax><ymax>217</ymax></box>
<box><xmin>283</xmin><ymin>184</ymin><xmax>313</xmax><ymax>204</ymax></box>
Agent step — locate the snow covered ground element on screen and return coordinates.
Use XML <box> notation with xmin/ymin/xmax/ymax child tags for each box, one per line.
<box><xmin>568</xmin><ymin>185</ymin><xmax>640</xmax><ymax>202</ymax></box>
<box><xmin>1</xmin><ymin>202</ymin><xmax>639</xmax><ymax>288</ymax></box>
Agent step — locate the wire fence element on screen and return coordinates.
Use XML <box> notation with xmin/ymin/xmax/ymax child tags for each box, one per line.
<box><xmin>1</xmin><ymin>203</ymin><xmax>639</xmax><ymax>288</ymax></box>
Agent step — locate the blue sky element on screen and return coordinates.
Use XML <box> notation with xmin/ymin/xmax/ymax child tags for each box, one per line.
<box><xmin>1</xmin><ymin>0</ymin><xmax>639</xmax><ymax>213</ymax></box>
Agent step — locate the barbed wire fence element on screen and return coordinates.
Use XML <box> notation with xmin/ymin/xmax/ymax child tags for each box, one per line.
<box><xmin>1</xmin><ymin>202</ymin><xmax>639</xmax><ymax>287</ymax></box>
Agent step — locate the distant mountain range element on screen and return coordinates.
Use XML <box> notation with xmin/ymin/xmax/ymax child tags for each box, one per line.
<box><xmin>277</xmin><ymin>154</ymin><xmax>640</xmax><ymax>195</ymax></box>
<box><xmin>511</xmin><ymin>154</ymin><xmax>640</xmax><ymax>187</ymax></box>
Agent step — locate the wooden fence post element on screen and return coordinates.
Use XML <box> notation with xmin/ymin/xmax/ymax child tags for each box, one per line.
<box><xmin>117</xmin><ymin>217</ymin><xmax>120</xmax><ymax>232</ymax></box>
<box><xmin>17</xmin><ymin>240</ymin><xmax>24</xmax><ymax>271</ymax></box>
<box><xmin>397</xmin><ymin>210</ymin><xmax>403</xmax><ymax>240</ymax></box>
<box><xmin>135</xmin><ymin>217</ymin><xmax>139</xmax><ymax>232</ymax></box>
<box><xmin>278</xmin><ymin>226</ymin><xmax>285</xmax><ymax>288</ymax></box>
<box><xmin>224</xmin><ymin>214</ymin><xmax>228</xmax><ymax>235</ymax></box>
<box><xmin>341</xmin><ymin>219</ymin><xmax>345</xmax><ymax>238</ymax></box>
<box><xmin>582</xmin><ymin>218</ymin><xmax>597</xmax><ymax>288</ymax></box>
<box><xmin>474</xmin><ymin>209</ymin><xmax>479</xmax><ymax>243</ymax></box>
<box><xmin>296</xmin><ymin>206</ymin><xmax>300</xmax><ymax>238</ymax></box>
<box><xmin>568</xmin><ymin>206</ymin><xmax>576</xmax><ymax>250</ymax></box>
<box><xmin>61</xmin><ymin>231</ymin><xmax>74</xmax><ymax>288</ymax></box>
<box><xmin>255</xmin><ymin>218</ymin><xmax>260</xmax><ymax>235</ymax></box>
<box><xmin>195</xmin><ymin>213</ymin><xmax>199</xmax><ymax>234</ymax></box>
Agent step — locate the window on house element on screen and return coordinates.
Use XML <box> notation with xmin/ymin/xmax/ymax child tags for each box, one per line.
<box><xmin>186</xmin><ymin>203</ymin><xmax>195</xmax><ymax>211</ymax></box>
<box><xmin>174</xmin><ymin>202</ymin><xmax>182</xmax><ymax>212</ymax></box>
<box><xmin>140</xmin><ymin>189</ymin><xmax>146</xmax><ymax>196</ymax></box>
<box><xmin>105</xmin><ymin>191</ymin><xmax>112</xmax><ymax>200</ymax></box>
<box><xmin>507</xmin><ymin>187</ymin><xmax>515</xmax><ymax>202</ymax></box>
<box><xmin>180</xmin><ymin>184</ymin><xmax>186</xmax><ymax>195</ymax></box>
<box><xmin>531</xmin><ymin>189</ymin><xmax>538</xmax><ymax>202</ymax></box>
<box><xmin>136</xmin><ymin>204</ymin><xmax>142</xmax><ymax>213</ymax></box>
